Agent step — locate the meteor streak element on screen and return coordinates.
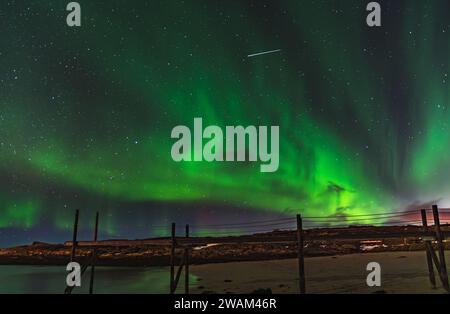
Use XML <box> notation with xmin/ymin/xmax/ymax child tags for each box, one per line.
<box><xmin>247</xmin><ymin>49</ymin><xmax>281</xmax><ymax>58</ymax></box>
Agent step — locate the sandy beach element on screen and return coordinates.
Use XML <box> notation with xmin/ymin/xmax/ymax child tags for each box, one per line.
<box><xmin>190</xmin><ymin>251</ymin><xmax>450</xmax><ymax>294</ymax></box>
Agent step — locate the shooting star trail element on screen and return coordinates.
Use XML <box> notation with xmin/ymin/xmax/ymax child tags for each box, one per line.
<box><xmin>247</xmin><ymin>49</ymin><xmax>281</xmax><ymax>58</ymax></box>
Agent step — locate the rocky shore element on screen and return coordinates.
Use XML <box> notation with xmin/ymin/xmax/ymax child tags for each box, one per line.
<box><xmin>1</xmin><ymin>225</ymin><xmax>449</xmax><ymax>267</ymax></box>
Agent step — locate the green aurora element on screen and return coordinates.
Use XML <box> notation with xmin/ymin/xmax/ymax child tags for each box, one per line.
<box><xmin>0</xmin><ymin>0</ymin><xmax>449</xmax><ymax>244</ymax></box>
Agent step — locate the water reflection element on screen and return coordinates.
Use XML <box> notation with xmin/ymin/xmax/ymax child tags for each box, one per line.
<box><xmin>0</xmin><ymin>266</ymin><xmax>196</xmax><ymax>294</ymax></box>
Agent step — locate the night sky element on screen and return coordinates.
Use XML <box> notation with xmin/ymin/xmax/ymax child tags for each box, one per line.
<box><xmin>1</xmin><ymin>0</ymin><xmax>449</xmax><ymax>247</ymax></box>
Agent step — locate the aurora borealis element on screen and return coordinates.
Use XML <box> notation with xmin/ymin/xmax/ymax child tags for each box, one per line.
<box><xmin>1</xmin><ymin>0</ymin><xmax>449</xmax><ymax>246</ymax></box>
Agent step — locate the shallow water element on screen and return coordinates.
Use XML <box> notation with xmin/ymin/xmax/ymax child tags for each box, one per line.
<box><xmin>0</xmin><ymin>265</ymin><xmax>195</xmax><ymax>294</ymax></box>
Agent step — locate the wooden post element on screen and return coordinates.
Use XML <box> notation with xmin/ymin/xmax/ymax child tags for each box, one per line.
<box><xmin>432</xmin><ymin>205</ymin><xmax>449</xmax><ymax>292</ymax></box>
<box><xmin>89</xmin><ymin>212</ymin><xmax>99</xmax><ymax>294</ymax></box>
<box><xmin>296</xmin><ymin>214</ymin><xmax>306</xmax><ymax>294</ymax></box>
<box><xmin>70</xmin><ymin>209</ymin><xmax>80</xmax><ymax>263</ymax></box>
<box><xmin>421</xmin><ymin>209</ymin><xmax>436</xmax><ymax>288</ymax></box>
<box><xmin>185</xmin><ymin>224</ymin><xmax>190</xmax><ymax>295</ymax></box>
<box><xmin>93</xmin><ymin>212</ymin><xmax>99</xmax><ymax>242</ymax></box>
<box><xmin>170</xmin><ymin>223</ymin><xmax>176</xmax><ymax>294</ymax></box>
<box><xmin>65</xmin><ymin>209</ymin><xmax>80</xmax><ymax>294</ymax></box>
<box><xmin>173</xmin><ymin>259</ymin><xmax>185</xmax><ymax>290</ymax></box>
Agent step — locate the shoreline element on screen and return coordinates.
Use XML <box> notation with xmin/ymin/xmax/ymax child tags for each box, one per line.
<box><xmin>190</xmin><ymin>252</ymin><xmax>449</xmax><ymax>294</ymax></box>
<box><xmin>1</xmin><ymin>251</ymin><xmax>449</xmax><ymax>294</ymax></box>
<box><xmin>1</xmin><ymin>225</ymin><xmax>450</xmax><ymax>267</ymax></box>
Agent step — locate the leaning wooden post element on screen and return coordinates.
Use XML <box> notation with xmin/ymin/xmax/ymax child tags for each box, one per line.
<box><xmin>170</xmin><ymin>223</ymin><xmax>176</xmax><ymax>294</ymax></box>
<box><xmin>89</xmin><ymin>211</ymin><xmax>99</xmax><ymax>294</ymax></box>
<box><xmin>296</xmin><ymin>214</ymin><xmax>306</xmax><ymax>294</ymax></box>
<box><xmin>65</xmin><ymin>209</ymin><xmax>80</xmax><ymax>294</ymax></box>
<box><xmin>421</xmin><ymin>209</ymin><xmax>436</xmax><ymax>288</ymax></box>
<box><xmin>432</xmin><ymin>205</ymin><xmax>449</xmax><ymax>292</ymax></box>
<box><xmin>70</xmin><ymin>209</ymin><xmax>80</xmax><ymax>263</ymax></box>
<box><xmin>185</xmin><ymin>224</ymin><xmax>190</xmax><ymax>295</ymax></box>
<box><xmin>93</xmin><ymin>212</ymin><xmax>99</xmax><ymax>242</ymax></box>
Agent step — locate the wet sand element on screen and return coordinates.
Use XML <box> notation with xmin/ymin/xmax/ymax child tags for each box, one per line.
<box><xmin>190</xmin><ymin>251</ymin><xmax>450</xmax><ymax>294</ymax></box>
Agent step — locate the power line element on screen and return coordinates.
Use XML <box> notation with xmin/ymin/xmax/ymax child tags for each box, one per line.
<box><xmin>144</xmin><ymin>209</ymin><xmax>450</xmax><ymax>231</ymax></box>
<box><xmin>189</xmin><ymin>227</ymin><xmax>294</xmax><ymax>237</ymax></box>
<box><xmin>303</xmin><ymin>212</ymin><xmax>418</xmax><ymax>223</ymax></box>
<box><xmin>191</xmin><ymin>221</ymin><xmax>297</xmax><ymax>230</ymax></box>
<box><xmin>146</xmin><ymin>217</ymin><xmax>295</xmax><ymax>229</ymax></box>
<box><xmin>303</xmin><ymin>219</ymin><xmax>425</xmax><ymax>229</ymax></box>
<box><xmin>190</xmin><ymin>217</ymin><xmax>296</xmax><ymax>228</ymax></box>
<box><xmin>302</xmin><ymin>209</ymin><xmax>419</xmax><ymax>219</ymax></box>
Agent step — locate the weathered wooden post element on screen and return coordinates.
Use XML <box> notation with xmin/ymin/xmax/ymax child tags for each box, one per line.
<box><xmin>70</xmin><ymin>209</ymin><xmax>80</xmax><ymax>263</ymax></box>
<box><xmin>93</xmin><ymin>212</ymin><xmax>99</xmax><ymax>242</ymax></box>
<box><xmin>170</xmin><ymin>222</ymin><xmax>176</xmax><ymax>294</ymax></box>
<box><xmin>65</xmin><ymin>209</ymin><xmax>80</xmax><ymax>294</ymax></box>
<box><xmin>432</xmin><ymin>205</ymin><xmax>449</xmax><ymax>292</ymax></box>
<box><xmin>89</xmin><ymin>211</ymin><xmax>99</xmax><ymax>294</ymax></box>
<box><xmin>296</xmin><ymin>214</ymin><xmax>306</xmax><ymax>294</ymax></box>
<box><xmin>185</xmin><ymin>224</ymin><xmax>190</xmax><ymax>295</ymax></box>
<box><xmin>421</xmin><ymin>209</ymin><xmax>436</xmax><ymax>288</ymax></box>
